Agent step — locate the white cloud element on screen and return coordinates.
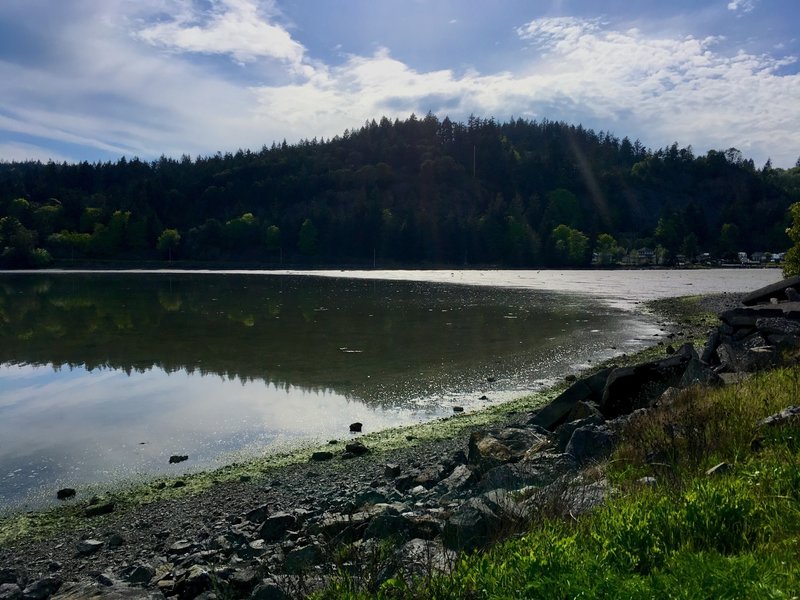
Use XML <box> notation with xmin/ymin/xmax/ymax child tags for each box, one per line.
<box><xmin>136</xmin><ymin>0</ymin><xmax>306</xmax><ymax>68</ymax></box>
<box><xmin>247</xmin><ymin>17</ymin><xmax>800</xmax><ymax>166</ymax></box>
<box><xmin>727</xmin><ymin>0</ymin><xmax>757</xmax><ymax>13</ymax></box>
<box><xmin>0</xmin><ymin>6</ymin><xmax>798</xmax><ymax>168</ymax></box>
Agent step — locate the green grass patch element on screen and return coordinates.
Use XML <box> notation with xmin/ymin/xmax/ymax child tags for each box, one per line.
<box><xmin>318</xmin><ymin>364</ymin><xmax>800</xmax><ymax>599</ymax></box>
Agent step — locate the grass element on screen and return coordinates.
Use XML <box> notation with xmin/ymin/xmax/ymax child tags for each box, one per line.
<box><xmin>316</xmin><ymin>365</ymin><xmax>800</xmax><ymax>599</ymax></box>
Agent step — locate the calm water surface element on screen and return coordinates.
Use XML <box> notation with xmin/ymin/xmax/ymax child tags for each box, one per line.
<box><xmin>0</xmin><ymin>269</ymin><xmax>777</xmax><ymax>509</ymax></box>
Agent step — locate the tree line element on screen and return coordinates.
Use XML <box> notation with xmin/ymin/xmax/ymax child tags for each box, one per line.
<box><xmin>1</xmin><ymin>114</ymin><xmax>798</xmax><ymax>268</ymax></box>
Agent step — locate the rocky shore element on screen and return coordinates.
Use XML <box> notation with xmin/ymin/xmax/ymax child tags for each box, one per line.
<box><xmin>1</xmin><ymin>281</ymin><xmax>798</xmax><ymax>600</ymax></box>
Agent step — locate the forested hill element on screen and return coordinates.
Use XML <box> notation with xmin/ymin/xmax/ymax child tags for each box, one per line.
<box><xmin>1</xmin><ymin>115</ymin><xmax>799</xmax><ymax>268</ymax></box>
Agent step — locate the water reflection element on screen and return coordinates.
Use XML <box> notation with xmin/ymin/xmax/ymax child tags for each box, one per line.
<box><xmin>0</xmin><ymin>273</ymin><xmax>657</xmax><ymax>508</ymax></box>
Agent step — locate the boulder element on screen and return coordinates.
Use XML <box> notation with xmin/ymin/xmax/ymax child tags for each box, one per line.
<box><xmin>20</xmin><ymin>578</ymin><xmax>61</xmax><ymax>600</ymax></box>
<box><xmin>565</xmin><ymin>424</ymin><xmax>616</xmax><ymax>465</ymax></box>
<box><xmin>173</xmin><ymin>565</ymin><xmax>212</xmax><ymax>600</ymax></box>
<box><xmin>284</xmin><ymin>544</ymin><xmax>324</xmax><ymax>574</ymax></box>
<box><xmin>756</xmin><ymin>317</ymin><xmax>800</xmax><ymax>337</ymax></box>
<box><xmin>228</xmin><ymin>568</ymin><xmax>260</xmax><ymax>597</ymax></box>
<box><xmin>468</xmin><ymin>426</ymin><xmax>549</xmax><ymax>472</ymax></box>
<box><xmin>700</xmin><ymin>329</ymin><xmax>721</xmax><ymax>365</ymax></box>
<box><xmin>259</xmin><ymin>511</ymin><xmax>297</xmax><ymax>542</ymax></box>
<box><xmin>250</xmin><ymin>579</ymin><xmax>288</xmax><ymax>600</ymax></box>
<box><xmin>310</xmin><ymin>451</ymin><xmax>333</xmax><ymax>462</ymax></box>
<box><xmin>56</xmin><ymin>488</ymin><xmax>76</xmax><ymax>501</ymax></box>
<box><xmin>441</xmin><ymin>497</ymin><xmax>499</xmax><ymax>551</ymax></box>
<box><xmin>720</xmin><ymin>306</ymin><xmax>783</xmax><ymax>328</ymax></box>
<box><xmin>600</xmin><ymin>344</ymin><xmax>696</xmax><ymax>417</ymax></box>
<box><xmin>477</xmin><ymin>453</ymin><xmax>577</xmax><ymax>493</ymax></box>
<box><xmin>349</xmin><ymin>422</ymin><xmax>363</xmax><ymax>433</ymax></box>
<box><xmin>679</xmin><ymin>357</ymin><xmax>723</xmax><ymax>388</ymax></box>
<box><xmin>437</xmin><ymin>464</ymin><xmax>479</xmax><ymax>495</ymax></box>
<box><xmin>344</xmin><ymin>441</ymin><xmax>369</xmax><ymax>456</ymax></box>
<box><xmin>741</xmin><ymin>276</ymin><xmax>800</xmax><ymax>305</ymax></box>
<box><xmin>384</xmin><ymin>463</ymin><xmax>402</xmax><ymax>478</ymax></box>
<box><xmin>757</xmin><ymin>405</ymin><xmax>800</xmax><ymax>429</ymax></box>
<box><xmin>565</xmin><ymin>400</ymin><xmax>602</xmax><ymax>423</ymax></box>
<box><xmin>118</xmin><ymin>564</ymin><xmax>154</xmax><ymax>586</ymax></box>
<box><xmin>0</xmin><ymin>584</ymin><xmax>21</xmax><ymax>600</ymax></box>
<box><xmin>528</xmin><ymin>381</ymin><xmax>592</xmax><ymax>430</ymax></box>
<box><xmin>555</xmin><ymin>415</ymin><xmax>604</xmax><ymax>452</ymax></box>
<box><xmin>168</xmin><ymin>455</ymin><xmax>188</xmax><ymax>464</ymax></box>
<box><xmin>76</xmin><ymin>539</ymin><xmax>104</xmax><ymax>556</ymax></box>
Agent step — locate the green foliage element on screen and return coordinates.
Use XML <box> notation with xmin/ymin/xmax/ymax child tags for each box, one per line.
<box><xmin>552</xmin><ymin>224</ymin><xmax>589</xmax><ymax>266</ymax></box>
<box><xmin>156</xmin><ymin>228</ymin><xmax>181</xmax><ymax>260</ymax></box>
<box><xmin>784</xmin><ymin>202</ymin><xmax>800</xmax><ymax>277</ymax></box>
<box><xmin>0</xmin><ymin>116</ymin><xmax>796</xmax><ymax>267</ymax></box>
<box><xmin>595</xmin><ymin>232</ymin><xmax>623</xmax><ymax>265</ymax></box>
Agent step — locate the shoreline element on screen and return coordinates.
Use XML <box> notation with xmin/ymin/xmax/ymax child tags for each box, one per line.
<box><xmin>0</xmin><ymin>293</ymin><xmax>718</xmax><ymax>543</ymax></box>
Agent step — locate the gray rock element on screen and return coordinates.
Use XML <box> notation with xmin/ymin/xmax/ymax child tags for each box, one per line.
<box><xmin>396</xmin><ymin>539</ymin><xmax>454</xmax><ymax>580</ymax></box>
<box><xmin>284</xmin><ymin>544</ymin><xmax>323</xmax><ymax>574</ymax></box>
<box><xmin>600</xmin><ymin>344</ymin><xmax>696</xmax><ymax>417</ymax></box>
<box><xmin>756</xmin><ymin>317</ymin><xmax>800</xmax><ymax>337</ymax></box>
<box><xmin>56</xmin><ymin>488</ymin><xmax>76</xmax><ymax>501</ymax></box>
<box><xmin>437</xmin><ymin>464</ymin><xmax>479</xmax><ymax>494</ymax></box>
<box><xmin>0</xmin><ymin>571</ymin><xmax>23</xmax><ymax>587</ymax></box>
<box><xmin>21</xmin><ymin>577</ymin><xmax>61</xmax><ymax>600</ymax></box>
<box><xmin>250</xmin><ymin>579</ymin><xmax>287</xmax><ymax>600</ymax></box>
<box><xmin>384</xmin><ymin>463</ymin><xmax>401</xmax><ymax>478</ymax></box>
<box><xmin>441</xmin><ymin>497</ymin><xmax>499</xmax><ymax>551</ymax></box>
<box><xmin>528</xmin><ymin>381</ymin><xmax>592</xmax><ymax>430</ymax></box>
<box><xmin>468</xmin><ymin>426</ymin><xmax>549</xmax><ymax>472</ymax></box>
<box><xmin>76</xmin><ymin>539</ymin><xmax>104</xmax><ymax>556</ymax></box>
<box><xmin>679</xmin><ymin>357</ymin><xmax>723</xmax><ymax>388</ymax></box>
<box><xmin>310</xmin><ymin>451</ymin><xmax>334</xmax><ymax>461</ymax></box>
<box><xmin>312</xmin><ymin>507</ymin><xmax>382</xmax><ymax>540</ymax></box>
<box><xmin>245</xmin><ymin>503</ymin><xmax>270</xmax><ymax>523</ymax></box>
<box><xmin>173</xmin><ymin>565</ymin><xmax>212</xmax><ymax>600</ymax></box>
<box><xmin>565</xmin><ymin>400</ymin><xmax>602</xmax><ymax>423</ymax></box>
<box><xmin>167</xmin><ymin>539</ymin><xmax>199</xmax><ymax>556</ymax></box>
<box><xmin>0</xmin><ymin>584</ymin><xmax>21</xmax><ymax>600</ymax></box>
<box><xmin>259</xmin><ymin>511</ymin><xmax>297</xmax><ymax>542</ymax></box>
<box><xmin>700</xmin><ymin>329</ymin><xmax>721</xmax><ymax>364</ymax></box>
<box><xmin>478</xmin><ymin>453</ymin><xmax>576</xmax><ymax>493</ymax></box>
<box><xmin>565</xmin><ymin>425</ymin><xmax>616</xmax><ymax>465</ymax></box>
<box><xmin>720</xmin><ymin>306</ymin><xmax>783</xmax><ymax>328</ymax></box>
<box><xmin>344</xmin><ymin>441</ymin><xmax>370</xmax><ymax>456</ymax></box>
<box><xmin>741</xmin><ymin>276</ymin><xmax>800</xmax><ymax>305</ymax></box>
<box><xmin>757</xmin><ymin>405</ymin><xmax>800</xmax><ymax>430</ymax></box>
<box><xmin>363</xmin><ymin>511</ymin><xmax>414</xmax><ymax>541</ymax></box>
<box><xmin>555</xmin><ymin>415</ymin><xmax>604</xmax><ymax>452</ymax></box>
<box><xmin>119</xmin><ymin>565</ymin><xmax>154</xmax><ymax>586</ymax></box>
<box><xmin>228</xmin><ymin>568</ymin><xmax>259</xmax><ymax>597</ymax></box>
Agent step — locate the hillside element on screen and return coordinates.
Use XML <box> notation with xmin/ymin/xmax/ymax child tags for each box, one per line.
<box><xmin>1</xmin><ymin>115</ymin><xmax>798</xmax><ymax>268</ymax></box>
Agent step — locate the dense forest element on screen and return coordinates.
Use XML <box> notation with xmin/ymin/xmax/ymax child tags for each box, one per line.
<box><xmin>1</xmin><ymin>114</ymin><xmax>799</xmax><ymax>268</ymax></box>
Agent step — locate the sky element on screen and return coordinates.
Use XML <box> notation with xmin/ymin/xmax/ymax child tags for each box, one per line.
<box><xmin>0</xmin><ymin>0</ymin><xmax>798</xmax><ymax>167</ymax></box>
